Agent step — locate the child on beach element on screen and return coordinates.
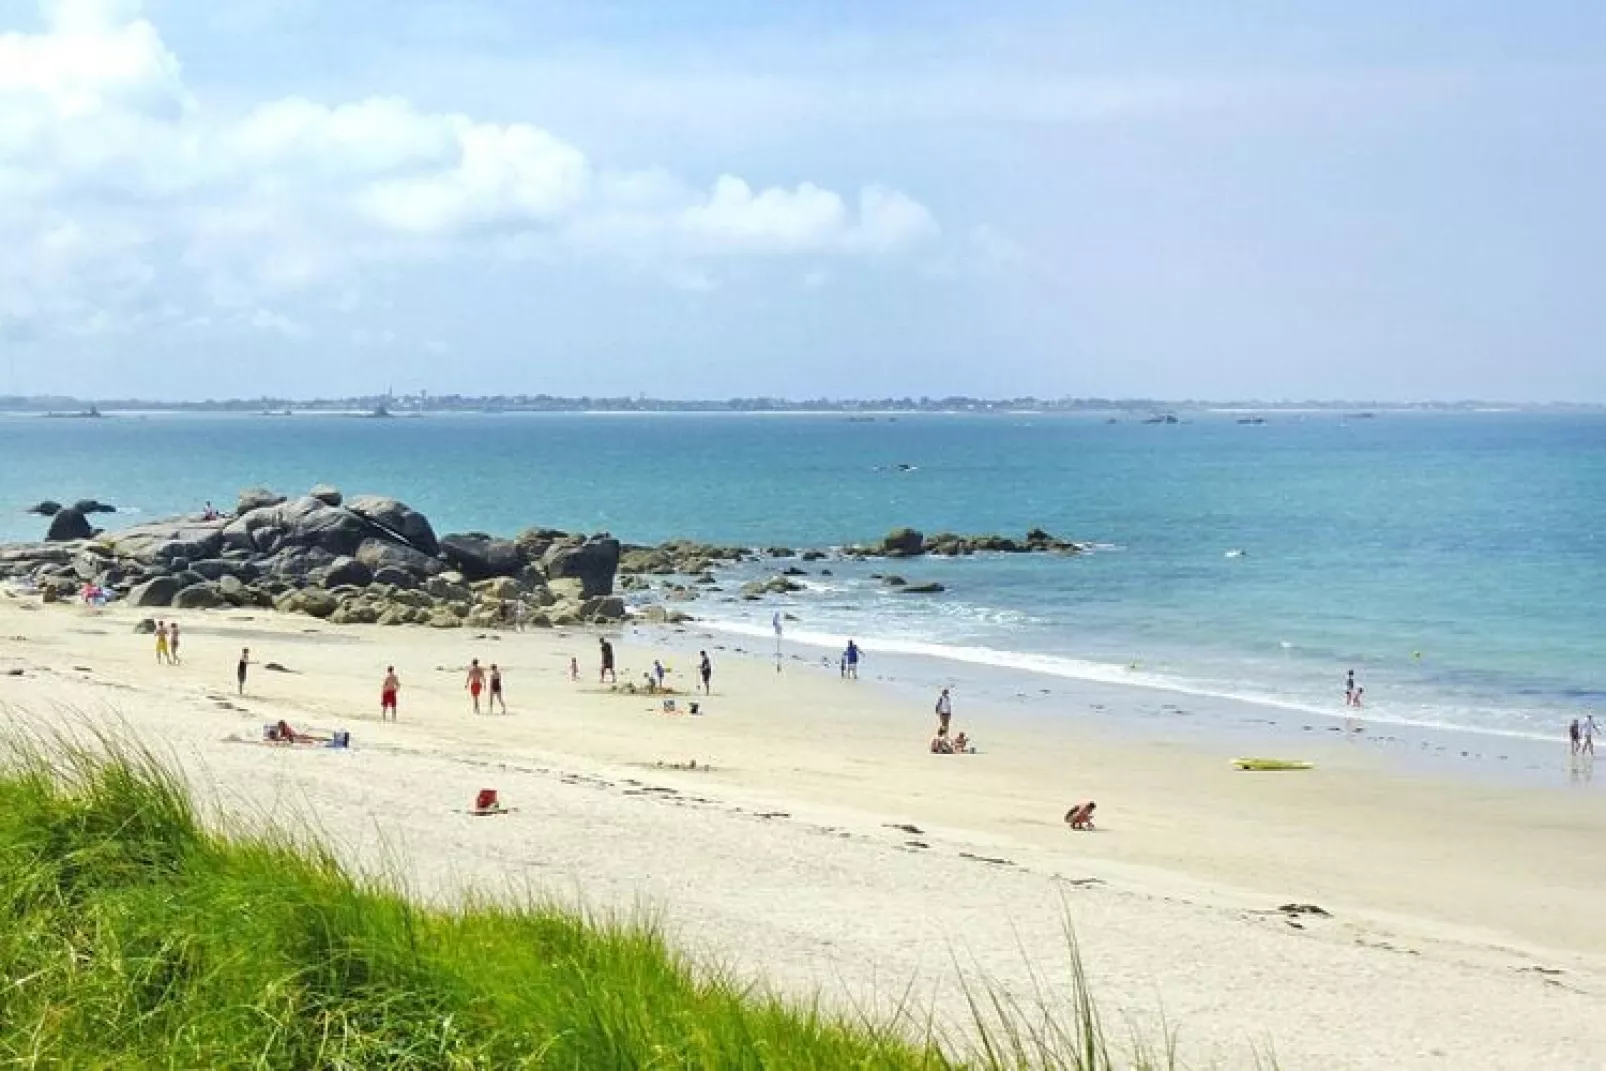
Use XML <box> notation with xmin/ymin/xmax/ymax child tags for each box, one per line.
<box><xmin>169</xmin><ymin>622</ymin><xmax>181</xmax><ymax>665</ymax></box>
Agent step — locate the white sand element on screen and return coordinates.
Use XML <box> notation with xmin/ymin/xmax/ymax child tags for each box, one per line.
<box><xmin>2</xmin><ymin>595</ymin><xmax>1604</xmax><ymax>1068</ymax></box>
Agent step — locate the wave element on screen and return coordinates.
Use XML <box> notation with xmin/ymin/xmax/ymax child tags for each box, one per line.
<box><xmin>691</xmin><ymin>615</ymin><xmax>1561</xmax><ymax>744</ymax></box>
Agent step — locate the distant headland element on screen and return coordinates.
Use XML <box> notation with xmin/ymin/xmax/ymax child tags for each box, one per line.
<box><xmin>0</xmin><ymin>393</ymin><xmax>1600</xmax><ymax>415</ymax></box>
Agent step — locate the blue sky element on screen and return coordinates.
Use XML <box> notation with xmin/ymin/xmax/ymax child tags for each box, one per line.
<box><xmin>1</xmin><ymin>0</ymin><xmax>1603</xmax><ymax>401</ymax></box>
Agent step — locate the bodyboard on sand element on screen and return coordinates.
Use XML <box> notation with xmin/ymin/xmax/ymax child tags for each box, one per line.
<box><xmin>1232</xmin><ymin>758</ymin><xmax>1314</xmax><ymax>771</ymax></box>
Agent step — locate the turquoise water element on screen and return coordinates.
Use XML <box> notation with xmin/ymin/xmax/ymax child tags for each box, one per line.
<box><xmin>2</xmin><ymin>410</ymin><xmax>1602</xmax><ymax>738</ymax></box>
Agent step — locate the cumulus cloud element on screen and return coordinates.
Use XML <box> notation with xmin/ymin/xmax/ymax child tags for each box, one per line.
<box><xmin>0</xmin><ymin>0</ymin><xmax>942</xmax><ymax>338</ymax></box>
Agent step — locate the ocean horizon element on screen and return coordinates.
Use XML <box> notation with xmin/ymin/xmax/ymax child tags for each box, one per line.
<box><xmin>3</xmin><ymin>409</ymin><xmax>1602</xmax><ymax>745</ymax></box>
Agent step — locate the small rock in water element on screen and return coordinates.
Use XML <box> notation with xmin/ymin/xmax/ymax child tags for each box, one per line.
<box><xmin>263</xmin><ymin>662</ymin><xmax>294</xmax><ymax>674</ymax></box>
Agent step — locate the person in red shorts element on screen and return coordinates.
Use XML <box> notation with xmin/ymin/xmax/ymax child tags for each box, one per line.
<box><xmin>465</xmin><ymin>658</ymin><xmax>486</xmax><ymax>714</ymax></box>
<box><xmin>381</xmin><ymin>666</ymin><xmax>400</xmax><ymax>721</ymax></box>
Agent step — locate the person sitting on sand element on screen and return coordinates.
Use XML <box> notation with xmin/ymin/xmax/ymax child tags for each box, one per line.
<box><xmin>952</xmin><ymin>731</ymin><xmax>973</xmax><ymax>754</ymax></box>
<box><xmin>271</xmin><ymin>719</ymin><xmax>321</xmax><ymax>745</ymax></box>
<box><xmin>930</xmin><ymin>729</ymin><xmax>953</xmax><ymax>754</ymax></box>
<box><xmin>1065</xmin><ymin>801</ymin><xmax>1097</xmax><ymax>830</ymax></box>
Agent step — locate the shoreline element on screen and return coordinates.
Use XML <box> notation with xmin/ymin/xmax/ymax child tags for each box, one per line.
<box><xmin>3</xmin><ymin>597</ymin><xmax>1605</xmax><ymax>1067</ymax></box>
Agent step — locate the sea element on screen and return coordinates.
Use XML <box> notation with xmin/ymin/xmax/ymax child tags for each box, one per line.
<box><xmin>2</xmin><ymin>409</ymin><xmax>1602</xmax><ymax>750</ymax></box>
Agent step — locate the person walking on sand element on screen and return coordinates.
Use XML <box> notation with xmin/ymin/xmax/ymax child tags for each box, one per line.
<box><xmin>845</xmin><ymin>639</ymin><xmax>861</xmax><ymax>680</ymax></box>
<box><xmin>599</xmin><ymin>638</ymin><xmax>616</xmax><ymax>684</ymax></box>
<box><xmin>169</xmin><ymin>622</ymin><xmax>182</xmax><ymax>665</ymax></box>
<box><xmin>155</xmin><ymin>621</ymin><xmax>171</xmax><ymax>665</ymax></box>
<box><xmin>935</xmin><ymin>687</ymin><xmax>953</xmax><ymax>734</ymax></box>
<box><xmin>1570</xmin><ymin>718</ymin><xmax>1582</xmax><ymax>756</ymax></box>
<box><xmin>569</xmin><ymin>656</ymin><xmax>579</xmax><ymax>682</ymax></box>
<box><xmin>381</xmin><ymin>666</ymin><xmax>400</xmax><ymax>721</ymax></box>
<box><xmin>698</xmin><ymin>650</ymin><xmax>712</xmax><ymax>695</ymax></box>
<box><xmin>1585</xmin><ymin>713</ymin><xmax>1599</xmax><ymax>757</ymax></box>
<box><xmin>652</xmin><ymin>659</ymin><xmax>667</xmax><ymax>691</ymax></box>
<box><xmin>466</xmin><ymin>659</ymin><xmax>486</xmax><ymax>714</ymax></box>
<box><xmin>236</xmin><ymin>647</ymin><xmax>252</xmax><ymax>695</ymax></box>
<box><xmin>489</xmin><ymin>663</ymin><xmax>506</xmax><ymax>714</ymax></box>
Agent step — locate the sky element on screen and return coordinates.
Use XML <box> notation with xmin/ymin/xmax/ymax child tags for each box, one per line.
<box><xmin>1</xmin><ymin>0</ymin><xmax>1603</xmax><ymax>402</ymax></box>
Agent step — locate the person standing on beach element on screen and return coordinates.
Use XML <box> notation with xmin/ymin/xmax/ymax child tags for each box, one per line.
<box><xmin>935</xmin><ymin>687</ymin><xmax>953</xmax><ymax>734</ymax></box>
<box><xmin>652</xmin><ymin>659</ymin><xmax>667</xmax><ymax>690</ymax></box>
<box><xmin>466</xmin><ymin>659</ymin><xmax>486</xmax><ymax>714</ymax></box>
<box><xmin>236</xmin><ymin>648</ymin><xmax>251</xmax><ymax>695</ymax></box>
<box><xmin>845</xmin><ymin>640</ymin><xmax>861</xmax><ymax>680</ymax></box>
<box><xmin>698</xmin><ymin>651</ymin><xmax>712</xmax><ymax>695</ymax></box>
<box><xmin>489</xmin><ymin>664</ymin><xmax>506</xmax><ymax>713</ymax></box>
<box><xmin>1570</xmin><ymin>718</ymin><xmax>1582</xmax><ymax>756</ymax></box>
<box><xmin>381</xmin><ymin>667</ymin><xmax>400</xmax><ymax>720</ymax></box>
<box><xmin>169</xmin><ymin>622</ymin><xmax>182</xmax><ymax>665</ymax></box>
<box><xmin>599</xmin><ymin>638</ymin><xmax>616</xmax><ymax>684</ymax></box>
<box><xmin>569</xmin><ymin>656</ymin><xmax>579</xmax><ymax>682</ymax></box>
<box><xmin>1344</xmin><ymin>669</ymin><xmax>1355</xmax><ymax>706</ymax></box>
<box><xmin>155</xmin><ymin>621</ymin><xmax>171</xmax><ymax>665</ymax></box>
<box><xmin>1584</xmin><ymin>713</ymin><xmax>1598</xmax><ymax>757</ymax></box>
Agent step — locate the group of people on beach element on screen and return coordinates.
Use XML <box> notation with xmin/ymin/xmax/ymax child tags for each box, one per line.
<box><xmin>929</xmin><ymin>686</ymin><xmax>974</xmax><ymax>754</ymax></box>
<box><xmin>1344</xmin><ymin>669</ymin><xmax>1365</xmax><ymax>709</ymax></box>
<box><xmin>153</xmin><ymin>621</ymin><xmax>182</xmax><ymax>665</ymax></box>
<box><xmin>1569</xmin><ymin>714</ymin><xmax>1598</xmax><ymax>757</ymax></box>
<box><xmin>464</xmin><ymin>659</ymin><xmax>507</xmax><ymax>714</ymax></box>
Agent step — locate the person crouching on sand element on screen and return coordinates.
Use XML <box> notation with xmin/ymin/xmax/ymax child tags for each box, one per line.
<box><xmin>381</xmin><ymin>667</ymin><xmax>400</xmax><ymax>721</ymax></box>
<box><xmin>1065</xmin><ymin>802</ymin><xmax>1097</xmax><ymax>830</ymax></box>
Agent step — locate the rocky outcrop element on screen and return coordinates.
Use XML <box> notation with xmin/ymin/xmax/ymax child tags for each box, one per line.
<box><xmin>308</xmin><ymin>484</ymin><xmax>343</xmax><ymax>507</ymax></box>
<box><xmin>173</xmin><ymin>582</ymin><xmax>224</xmax><ymax>610</ymax></box>
<box><xmin>45</xmin><ymin>508</ymin><xmax>93</xmax><ymax>542</ymax></box>
<box><xmin>73</xmin><ymin>499</ymin><xmax>116</xmax><ymax>514</ymax></box>
<box><xmin>882</xmin><ymin>527</ymin><xmax>925</xmax><ymax>556</ymax></box>
<box><xmin>26</xmin><ymin>501</ymin><xmax>62</xmax><ymax>516</ymax></box>
<box><xmin>544</xmin><ymin>536</ymin><xmax>621</xmax><ymax>598</ymax></box>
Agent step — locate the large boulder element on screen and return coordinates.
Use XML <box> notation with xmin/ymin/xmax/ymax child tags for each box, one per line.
<box><xmin>882</xmin><ymin>527</ymin><xmax>925</xmax><ymax>557</ymax></box>
<box><xmin>371</xmin><ymin>564</ymin><xmax>420</xmax><ymax>589</ymax></box>
<box><xmin>259</xmin><ymin>546</ymin><xmax>340</xmax><ymax>578</ymax></box>
<box><xmin>514</xmin><ymin>527</ymin><xmax>570</xmax><ymax>563</ymax></box>
<box><xmin>344</xmin><ymin>495</ymin><xmax>439</xmax><ymax>556</ymax></box>
<box><xmin>237</xmin><ymin>487</ymin><xmax>287</xmax><ymax>514</ymax></box>
<box><xmin>72</xmin><ymin>499</ymin><xmax>115</xmax><ymax>514</ymax></box>
<box><xmin>543</xmin><ymin>536</ymin><xmax>621</xmax><ymax>598</ymax></box>
<box><xmin>308</xmin><ymin>483</ymin><xmax>343</xmax><ymax>507</ymax></box>
<box><xmin>275</xmin><ymin>587</ymin><xmax>338</xmax><ymax>619</ymax></box>
<box><xmin>127</xmin><ymin>576</ymin><xmax>180</xmax><ymax>608</ymax></box>
<box><xmin>320</xmin><ymin>555</ymin><xmax>373</xmax><ymax>589</ymax></box>
<box><xmin>27</xmin><ymin>501</ymin><xmax>62</xmax><ymax>516</ymax></box>
<box><xmin>439</xmin><ymin>533</ymin><xmax>522</xmax><ymax>581</ymax></box>
<box><xmin>172</xmin><ymin>582</ymin><xmax>223</xmax><ymax>610</ymax></box>
<box><xmin>222</xmin><ymin>498</ymin><xmax>368</xmax><ymax>557</ymax></box>
<box><xmin>354</xmin><ymin>537</ymin><xmax>442</xmax><ymax>578</ymax></box>
<box><xmin>45</xmin><ymin>508</ymin><xmax>93</xmax><ymax>542</ymax></box>
<box><xmin>103</xmin><ymin>520</ymin><xmax>227</xmax><ymax>564</ymax></box>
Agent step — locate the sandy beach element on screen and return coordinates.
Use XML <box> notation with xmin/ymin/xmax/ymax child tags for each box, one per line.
<box><xmin>3</xmin><ymin>594</ymin><xmax>1605</xmax><ymax>1068</ymax></box>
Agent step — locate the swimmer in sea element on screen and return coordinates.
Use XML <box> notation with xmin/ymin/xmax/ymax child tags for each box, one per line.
<box><xmin>466</xmin><ymin>659</ymin><xmax>486</xmax><ymax>714</ymax></box>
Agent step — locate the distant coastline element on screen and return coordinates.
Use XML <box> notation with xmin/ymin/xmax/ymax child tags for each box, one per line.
<box><xmin>1</xmin><ymin>393</ymin><xmax>1601</xmax><ymax>415</ymax></box>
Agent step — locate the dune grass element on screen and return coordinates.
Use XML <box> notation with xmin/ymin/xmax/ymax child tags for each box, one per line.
<box><xmin>0</xmin><ymin>737</ymin><xmax>1180</xmax><ymax>1069</ymax></box>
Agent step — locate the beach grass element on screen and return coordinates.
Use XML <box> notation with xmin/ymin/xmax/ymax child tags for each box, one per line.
<box><xmin>0</xmin><ymin>734</ymin><xmax>1181</xmax><ymax>1069</ymax></box>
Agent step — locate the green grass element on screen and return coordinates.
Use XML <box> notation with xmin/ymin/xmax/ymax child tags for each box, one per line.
<box><xmin>0</xmin><ymin>735</ymin><xmax>1184</xmax><ymax>1069</ymax></box>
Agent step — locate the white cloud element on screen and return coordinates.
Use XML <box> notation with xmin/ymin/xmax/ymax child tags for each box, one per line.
<box><xmin>0</xmin><ymin>0</ymin><xmax>942</xmax><ymax>340</ymax></box>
